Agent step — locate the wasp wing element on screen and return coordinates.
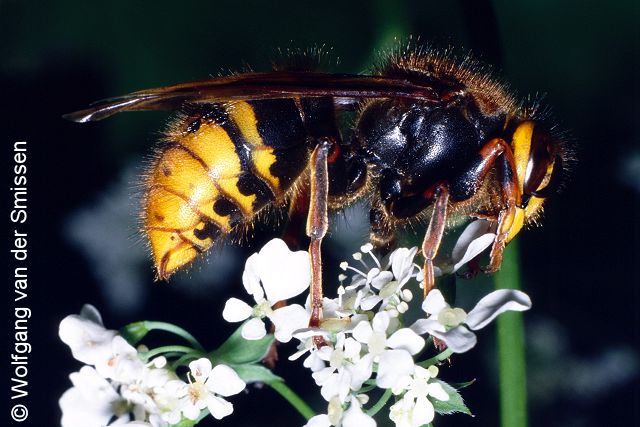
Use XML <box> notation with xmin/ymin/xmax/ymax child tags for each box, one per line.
<box><xmin>64</xmin><ymin>72</ymin><xmax>456</xmax><ymax>122</ymax></box>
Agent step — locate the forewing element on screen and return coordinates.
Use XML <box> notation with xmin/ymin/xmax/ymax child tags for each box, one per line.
<box><xmin>64</xmin><ymin>72</ymin><xmax>459</xmax><ymax>122</ymax></box>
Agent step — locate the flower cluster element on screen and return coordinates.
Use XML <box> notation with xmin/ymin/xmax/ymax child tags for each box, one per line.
<box><xmin>219</xmin><ymin>221</ymin><xmax>531</xmax><ymax>427</ymax></box>
<box><xmin>58</xmin><ymin>305</ymin><xmax>245</xmax><ymax>427</ymax></box>
<box><xmin>58</xmin><ymin>220</ymin><xmax>532</xmax><ymax>427</ymax></box>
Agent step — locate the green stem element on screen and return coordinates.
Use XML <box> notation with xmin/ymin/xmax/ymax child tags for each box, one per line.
<box><xmin>418</xmin><ymin>348</ymin><xmax>454</xmax><ymax>368</ymax></box>
<box><xmin>494</xmin><ymin>240</ymin><xmax>528</xmax><ymax>427</ymax></box>
<box><xmin>268</xmin><ymin>381</ymin><xmax>316</xmax><ymax>421</ymax></box>
<box><xmin>143</xmin><ymin>321</ymin><xmax>205</xmax><ymax>352</ymax></box>
<box><xmin>366</xmin><ymin>389</ymin><xmax>393</xmax><ymax>417</ymax></box>
<box><xmin>141</xmin><ymin>345</ymin><xmax>201</xmax><ymax>361</ymax></box>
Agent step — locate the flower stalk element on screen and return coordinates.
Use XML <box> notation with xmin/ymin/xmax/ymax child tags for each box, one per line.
<box><xmin>494</xmin><ymin>240</ymin><xmax>528</xmax><ymax>427</ymax></box>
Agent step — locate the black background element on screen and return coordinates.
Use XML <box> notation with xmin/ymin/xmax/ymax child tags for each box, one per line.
<box><xmin>2</xmin><ymin>1</ymin><xmax>638</xmax><ymax>426</ymax></box>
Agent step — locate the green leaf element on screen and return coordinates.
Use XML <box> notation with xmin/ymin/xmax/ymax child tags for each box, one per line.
<box><xmin>234</xmin><ymin>364</ymin><xmax>283</xmax><ymax>384</ymax></box>
<box><xmin>433</xmin><ymin>380</ymin><xmax>472</xmax><ymax>416</ymax></box>
<box><xmin>211</xmin><ymin>324</ymin><xmax>275</xmax><ymax>365</ymax></box>
<box><xmin>170</xmin><ymin>419</ymin><xmax>196</xmax><ymax>427</ymax></box>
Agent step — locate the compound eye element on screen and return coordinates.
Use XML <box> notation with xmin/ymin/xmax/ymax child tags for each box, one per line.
<box><xmin>523</xmin><ymin>130</ymin><xmax>563</xmax><ymax>198</ymax></box>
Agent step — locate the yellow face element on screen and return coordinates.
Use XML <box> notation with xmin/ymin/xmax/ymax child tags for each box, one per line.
<box><xmin>506</xmin><ymin>121</ymin><xmax>563</xmax><ymax>242</ymax></box>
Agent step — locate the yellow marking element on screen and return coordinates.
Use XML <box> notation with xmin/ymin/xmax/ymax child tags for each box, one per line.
<box><xmin>149</xmin><ymin>229</ymin><xmax>213</xmax><ymax>279</ymax></box>
<box><xmin>148</xmin><ymin>148</ymin><xmax>230</xmax><ymax>229</ymax></box>
<box><xmin>228</xmin><ymin>101</ymin><xmax>280</xmax><ymax>190</ymax></box>
<box><xmin>506</xmin><ymin>207</ymin><xmax>525</xmax><ymax>243</ymax></box>
<box><xmin>252</xmin><ymin>149</ymin><xmax>280</xmax><ymax>191</ymax></box>
<box><xmin>178</xmin><ymin>123</ymin><xmax>256</xmax><ymax>215</ymax></box>
<box><xmin>512</xmin><ymin>121</ymin><xmax>534</xmax><ymax>192</ymax></box>
<box><xmin>524</xmin><ymin>195</ymin><xmax>545</xmax><ymax>220</ymax></box>
<box><xmin>146</xmin><ymin>187</ymin><xmax>203</xmax><ymax>229</ymax></box>
<box><xmin>228</xmin><ymin>102</ymin><xmax>263</xmax><ymax>146</ymax></box>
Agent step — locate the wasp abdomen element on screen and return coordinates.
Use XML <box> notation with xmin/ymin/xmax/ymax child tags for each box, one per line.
<box><xmin>145</xmin><ymin>100</ymin><xmax>310</xmax><ymax>278</ymax></box>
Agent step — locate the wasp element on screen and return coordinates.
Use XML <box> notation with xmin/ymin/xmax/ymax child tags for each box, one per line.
<box><xmin>65</xmin><ymin>46</ymin><xmax>567</xmax><ymax>328</ymax></box>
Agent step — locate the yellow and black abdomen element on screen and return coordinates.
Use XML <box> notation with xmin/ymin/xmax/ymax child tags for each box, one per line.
<box><xmin>145</xmin><ymin>99</ymin><xmax>310</xmax><ymax>278</ymax></box>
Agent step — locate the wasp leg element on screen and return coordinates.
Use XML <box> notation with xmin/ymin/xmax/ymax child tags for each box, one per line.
<box><xmin>421</xmin><ymin>184</ymin><xmax>450</xmax><ymax>297</ymax></box>
<box><xmin>486</xmin><ymin>143</ymin><xmax>521</xmax><ymax>273</ymax></box>
<box><xmin>306</xmin><ymin>138</ymin><xmax>332</xmax><ymax>341</ymax></box>
<box><xmin>451</xmin><ymin>137</ymin><xmax>521</xmax><ymax>273</ymax></box>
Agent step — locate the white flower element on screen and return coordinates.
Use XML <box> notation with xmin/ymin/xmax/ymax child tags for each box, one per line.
<box><xmin>174</xmin><ymin>358</ymin><xmax>245</xmax><ymax>421</ymax></box>
<box><xmin>59</xmin><ymin>304</ymin><xmax>117</xmax><ymax>366</ymax></box>
<box><xmin>426</xmin><ymin>220</ymin><xmax>496</xmax><ymax>279</ymax></box>
<box><xmin>412</xmin><ymin>289</ymin><xmax>532</xmax><ymax>352</ymax></box>
<box><xmin>289</xmin><ymin>328</ymin><xmax>331</xmax><ymax>372</ymax></box>
<box><xmin>223</xmin><ymin>238</ymin><xmax>310</xmax><ymax>342</ymax></box>
<box><xmin>389</xmin><ymin>365</ymin><xmax>449</xmax><ymax>427</ymax></box>
<box><xmin>120</xmin><ymin>364</ymin><xmax>178</xmax><ymax>421</ymax></box>
<box><xmin>352</xmin><ymin>311</ymin><xmax>425</xmax><ymax>389</ymax></box>
<box><xmin>59</xmin><ymin>366</ymin><xmax>130</xmax><ymax>427</ymax></box>
<box><xmin>341</xmin><ymin>398</ymin><xmax>376</xmax><ymax>427</ymax></box>
<box><xmin>337</xmin><ymin>245</ymin><xmax>420</xmax><ymax>316</ymax></box>
<box><xmin>304</xmin><ymin>414</ymin><xmax>332</xmax><ymax>427</ymax></box>
<box><xmin>311</xmin><ymin>334</ymin><xmax>371</xmax><ymax>402</ymax></box>
<box><xmin>359</xmin><ymin>247</ymin><xmax>419</xmax><ymax>312</ymax></box>
<box><xmin>304</xmin><ymin>395</ymin><xmax>376</xmax><ymax>427</ymax></box>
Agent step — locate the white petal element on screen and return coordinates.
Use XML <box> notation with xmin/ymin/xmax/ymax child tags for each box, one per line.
<box><xmin>352</xmin><ymin>320</ymin><xmax>373</xmax><ymax>344</ymax></box>
<box><xmin>370</xmin><ymin>270</ymin><xmax>394</xmax><ymax>289</ymax></box>
<box><xmin>257</xmin><ymin>238</ymin><xmax>311</xmax><ymax>303</ymax></box>
<box><xmin>79</xmin><ymin>304</ymin><xmax>104</xmax><ymax>326</ymax></box>
<box><xmin>189</xmin><ymin>358</ymin><xmax>213</xmax><ymax>382</ymax></box>
<box><xmin>371</xmin><ymin>311</ymin><xmax>390</xmax><ymax>333</ymax></box>
<box><xmin>208</xmin><ymin>364</ymin><xmax>246</xmax><ymax>396</ymax></box>
<box><xmin>413</xmin><ymin>395</ymin><xmax>435</xmax><ymax>426</ymax></box>
<box><xmin>466</xmin><ymin>289</ymin><xmax>532</xmax><ymax>330</ymax></box>
<box><xmin>386</xmin><ymin>328</ymin><xmax>425</xmax><ymax>355</ymax></box>
<box><xmin>342</xmin><ymin>401</ymin><xmax>376</xmax><ymax>427</ymax></box>
<box><xmin>410</xmin><ymin>318</ymin><xmax>446</xmax><ymax>335</ymax></box>
<box><xmin>59</xmin><ymin>387</ymin><xmax>112</xmax><ymax>427</ymax></box>
<box><xmin>58</xmin><ymin>315</ymin><xmax>116</xmax><ymax>365</ymax></box>
<box><xmin>222</xmin><ymin>298</ymin><xmax>253</xmax><ymax>322</ymax></box>
<box><xmin>421</xmin><ymin>289</ymin><xmax>448</xmax><ymax>315</ymax></box>
<box><xmin>304</xmin><ymin>414</ymin><xmax>331</xmax><ymax>427</ymax></box>
<box><xmin>360</xmin><ymin>294</ymin><xmax>382</xmax><ymax>311</ymax></box>
<box><xmin>452</xmin><ymin>233</ymin><xmax>496</xmax><ymax>273</ymax></box>
<box><xmin>206</xmin><ymin>395</ymin><xmax>234</xmax><ymax>419</ymax></box>
<box><xmin>312</xmin><ymin>367</ymin><xmax>334</xmax><ymax>385</ymax></box>
<box><xmin>428</xmin><ymin>382</ymin><xmax>450</xmax><ymax>401</ymax></box>
<box><xmin>271</xmin><ymin>304</ymin><xmax>310</xmax><ymax>343</ymax></box>
<box><xmin>319</xmin><ymin>370</ymin><xmax>351</xmax><ymax>402</ymax></box>
<box><xmin>431</xmin><ymin>326</ymin><xmax>478</xmax><ymax>353</ymax></box>
<box><xmin>390</xmin><ymin>247</ymin><xmax>418</xmax><ymax>284</ymax></box>
<box><xmin>292</xmin><ymin>327</ymin><xmax>330</xmax><ymax>340</ymax></box>
<box><xmin>182</xmin><ymin>402</ymin><xmax>201</xmax><ymax>420</ymax></box>
<box><xmin>241</xmin><ymin>318</ymin><xmax>267</xmax><ymax>340</ymax></box>
<box><xmin>376</xmin><ymin>350</ymin><xmax>415</xmax><ymax>389</ymax></box>
<box><xmin>451</xmin><ymin>220</ymin><xmax>493</xmax><ymax>263</ymax></box>
<box><xmin>343</xmin><ymin>337</ymin><xmax>362</xmax><ymax>360</ymax></box>
<box><xmin>350</xmin><ymin>353</ymin><xmax>374</xmax><ymax>389</ymax></box>
<box><xmin>242</xmin><ymin>253</ymin><xmax>264</xmax><ymax>300</ymax></box>
<box><xmin>303</xmin><ymin>352</ymin><xmax>327</xmax><ymax>372</ymax></box>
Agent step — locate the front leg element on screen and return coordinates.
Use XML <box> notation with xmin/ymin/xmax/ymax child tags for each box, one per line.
<box><xmin>486</xmin><ymin>143</ymin><xmax>522</xmax><ymax>273</ymax></box>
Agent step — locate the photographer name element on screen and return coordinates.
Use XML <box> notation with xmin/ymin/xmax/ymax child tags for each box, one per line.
<box><xmin>9</xmin><ymin>140</ymin><xmax>31</xmax><ymax>423</ymax></box>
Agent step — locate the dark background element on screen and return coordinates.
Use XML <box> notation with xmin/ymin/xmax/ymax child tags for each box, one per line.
<box><xmin>2</xmin><ymin>1</ymin><xmax>638</xmax><ymax>426</ymax></box>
